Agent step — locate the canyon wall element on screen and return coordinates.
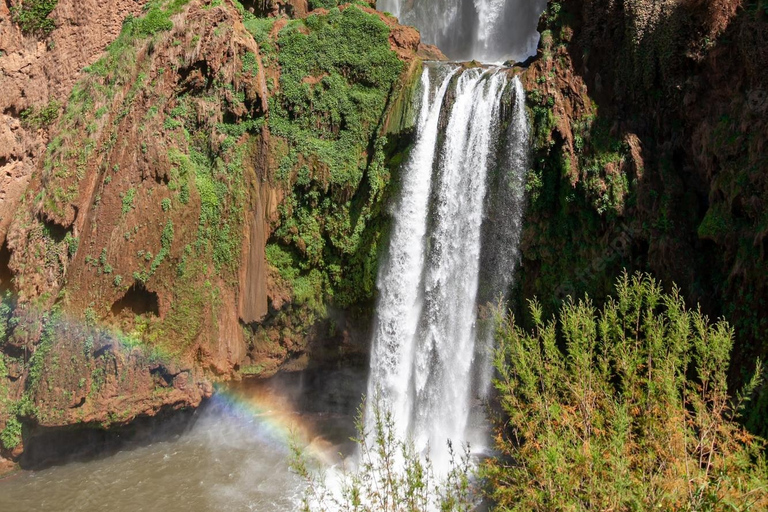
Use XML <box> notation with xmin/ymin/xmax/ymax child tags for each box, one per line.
<box><xmin>0</xmin><ymin>0</ymin><xmax>439</xmax><ymax>466</ymax></box>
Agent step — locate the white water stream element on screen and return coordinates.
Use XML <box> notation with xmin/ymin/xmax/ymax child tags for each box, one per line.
<box><xmin>366</xmin><ymin>63</ymin><xmax>530</xmax><ymax>471</ymax></box>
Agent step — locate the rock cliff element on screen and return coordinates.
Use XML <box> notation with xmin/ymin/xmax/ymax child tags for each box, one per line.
<box><xmin>0</xmin><ymin>0</ymin><xmax>440</xmax><ymax>467</ymax></box>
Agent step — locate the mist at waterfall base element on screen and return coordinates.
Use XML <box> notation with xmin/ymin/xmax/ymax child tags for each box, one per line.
<box><xmin>0</xmin><ymin>368</ymin><xmax>364</xmax><ymax>512</ymax></box>
<box><xmin>378</xmin><ymin>0</ymin><xmax>548</xmax><ymax>63</ymax></box>
<box><xmin>366</xmin><ymin>64</ymin><xmax>530</xmax><ymax>473</ymax></box>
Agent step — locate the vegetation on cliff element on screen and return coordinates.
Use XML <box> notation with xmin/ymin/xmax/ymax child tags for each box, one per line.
<box><xmin>518</xmin><ymin>0</ymin><xmax>768</xmax><ymax>435</ymax></box>
<box><xmin>0</xmin><ymin>0</ymin><xmax>423</xmax><ymax>463</ymax></box>
<box><xmin>266</xmin><ymin>5</ymin><xmax>404</xmax><ymax>314</ymax></box>
<box><xmin>10</xmin><ymin>0</ymin><xmax>58</xmax><ymax>36</ymax></box>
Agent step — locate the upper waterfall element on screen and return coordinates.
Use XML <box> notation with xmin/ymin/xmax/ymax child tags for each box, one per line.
<box><xmin>377</xmin><ymin>0</ymin><xmax>548</xmax><ymax>63</ymax></box>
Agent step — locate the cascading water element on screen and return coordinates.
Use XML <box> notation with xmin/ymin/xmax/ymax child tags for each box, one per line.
<box><xmin>474</xmin><ymin>77</ymin><xmax>530</xmax><ymax>400</ymax></box>
<box><xmin>377</xmin><ymin>0</ymin><xmax>548</xmax><ymax>63</ymax></box>
<box><xmin>366</xmin><ymin>65</ymin><xmax>458</xmax><ymax>444</ymax></box>
<box><xmin>366</xmin><ymin>63</ymin><xmax>530</xmax><ymax>470</ymax></box>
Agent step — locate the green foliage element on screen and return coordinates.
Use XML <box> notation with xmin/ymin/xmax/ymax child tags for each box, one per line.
<box><xmin>0</xmin><ymin>292</ymin><xmax>14</xmax><ymax>344</ymax></box>
<box><xmin>292</xmin><ymin>396</ymin><xmax>475</xmax><ymax>512</ymax></box>
<box><xmin>242</xmin><ymin>51</ymin><xmax>258</xmax><ymax>76</ymax></box>
<box><xmin>264</xmin><ymin>7</ymin><xmax>402</xmax><ymax>310</ymax></box>
<box><xmin>308</xmin><ymin>0</ymin><xmax>339</xmax><ymax>9</ymax></box>
<box><xmin>573</xmin><ymin>115</ymin><xmax>631</xmax><ymax>215</ymax></box>
<box><xmin>26</xmin><ymin>309</ymin><xmax>57</xmax><ymax>393</ymax></box>
<box><xmin>63</xmin><ymin>232</ymin><xmax>78</xmax><ymax>257</ymax></box>
<box><xmin>124</xmin><ymin>0</ymin><xmax>190</xmax><ymax>38</ymax></box>
<box><xmin>0</xmin><ymin>416</ymin><xmax>22</xmax><ymax>450</ymax></box>
<box><xmin>243</xmin><ymin>16</ymin><xmax>274</xmax><ymax>45</ymax></box>
<box><xmin>485</xmin><ymin>272</ymin><xmax>768</xmax><ymax>511</ymax></box>
<box><xmin>239</xmin><ymin>364</ymin><xmax>264</xmax><ymax>376</ymax></box>
<box><xmin>121</xmin><ymin>188</ymin><xmax>137</xmax><ymax>214</ymax></box>
<box><xmin>273</xmin><ymin>6</ymin><xmax>402</xmax><ymax>186</ymax></box>
<box><xmin>698</xmin><ymin>202</ymin><xmax>732</xmax><ymax>240</ymax></box>
<box><xmin>161</xmin><ymin>219</ymin><xmax>174</xmax><ymax>250</ymax></box>
<box><xmin>525</xmin><ymin>168</ymin><xmax>544</xmax><ymax>203</ymax></box>
<box><xmin>84</xmin><ymin>0</ymin><xmax>189</xmax><ymax>81</ymax></box>
<box><xmin>19</xmin><ymin>100</ymin><xmax>60</xmax><ymax>129</ymax></box>
<box><xmin>10</xmin><ymin>0</ymin><xmax>58</xmax><ymax>36</ymax></box>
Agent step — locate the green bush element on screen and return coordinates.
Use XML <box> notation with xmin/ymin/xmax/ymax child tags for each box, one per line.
<box><xmin>485</xmin><ymin>272</ymin><xmax>768</xmax><ymax>511</ymax></box>
<box><xmin>11</xmin><ymin>0</ymin><xmax>58</xmax><ymax>36</ymax></box>
<box><xmin>308</xmin><ymin>0</ymin><xmax>339</xmax><ymax>9</ymax></box>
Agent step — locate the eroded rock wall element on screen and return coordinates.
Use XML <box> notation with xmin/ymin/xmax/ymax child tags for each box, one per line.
<box><xmin>0</xmin><ymin>0</ymin><xmax>438</xmax><ymax>467</ymax></box>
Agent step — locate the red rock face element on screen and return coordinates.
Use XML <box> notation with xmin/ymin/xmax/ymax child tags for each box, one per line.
<box><xmin>0</xmin><ymin>0</ymin><xmax>150</xmax><ymax>242</ymax></box>
<box><xmin>0</xmin><ymin>0</ymin><xmax>437</xmax><ymax>469</ymax></box>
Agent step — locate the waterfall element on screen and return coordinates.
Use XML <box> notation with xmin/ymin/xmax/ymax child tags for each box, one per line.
<box><xmin>366</xmin><ymin>65</ymin><xmax>458</xmax><ymax>442</ymax></box>
<box><xmin>378</xmin><ymin>0</ymin><xmax>548</xmax><ymax>63</ymax></box>
<box><xmin>366</xmin><ymin>64</ymin><xmax>529</xmax><ymax>470</ymax></box>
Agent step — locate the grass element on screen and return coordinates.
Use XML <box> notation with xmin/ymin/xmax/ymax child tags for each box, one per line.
<box><xmin>19</xmin><ymin>100</ymin><xmax>60</xmax><ymax>129</ymax></box>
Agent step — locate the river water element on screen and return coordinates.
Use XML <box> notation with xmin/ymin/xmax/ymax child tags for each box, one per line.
<box><xmin>0</xmin><ymin>368</ymin><xmax>364</xmax><ymax>512</ymax></box>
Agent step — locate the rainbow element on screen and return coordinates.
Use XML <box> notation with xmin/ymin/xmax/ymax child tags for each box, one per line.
<box><xmin>210</xmin><ymin>382</ymin><xmax>343</xmax><ymax>466</ymax></box>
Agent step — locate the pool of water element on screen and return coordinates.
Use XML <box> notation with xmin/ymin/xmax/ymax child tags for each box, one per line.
<box><xmin>0</xmin><ymin>367</ymin><xmax>365</xmax><ymax>512</ymax></box>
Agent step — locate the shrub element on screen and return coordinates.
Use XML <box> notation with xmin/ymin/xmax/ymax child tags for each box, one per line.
<box><xmin>484</xmin><ymin>272</ymin><xmax>768</xmax><ymax>511</ymax></box>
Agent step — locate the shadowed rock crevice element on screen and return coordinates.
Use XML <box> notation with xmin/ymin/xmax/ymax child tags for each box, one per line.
<box><xmin>0</xmin><ymin>241</ymin><xmax>13</xmax><ymax>292</ymax></box>
<box><xmin>39</xmin><ymin>215</ymin><xmax>68</xmax><ymax>243</ymax></box>
<box><xmin>110</xmin><ymin>283</ymin><xmax>160</xmax><ymax>318</ymax></box>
